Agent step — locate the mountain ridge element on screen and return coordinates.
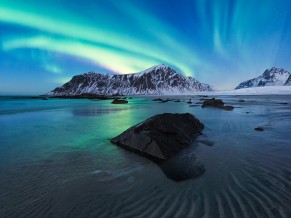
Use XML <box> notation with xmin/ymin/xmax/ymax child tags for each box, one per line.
<box><xmin>48</xmin><ymin>64</ymin><xmax>214</xmax><ymax>96</ymax></box>
<box><xmin>235</xmin><ymin>67</ymin><xmax>291</xmax><ymax>89</ymax></box>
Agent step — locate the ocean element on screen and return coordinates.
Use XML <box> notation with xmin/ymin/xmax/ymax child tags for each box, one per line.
<box><xmin>1</xmin><ymin>95</ymin><xmax>291</xmax><ymax>217</ymax></box>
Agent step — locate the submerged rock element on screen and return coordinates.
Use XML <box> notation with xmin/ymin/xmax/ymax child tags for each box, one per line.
<box><xmin>255</xmin><ymin>127</ymin><xmax>264</xmax><ymax>131</ymax></box>
<box><xmin>152</xmin><ymin>98</ymin><xmax>169</xmax><ymax>103</ymax></box>
<box><xmin>186</xmin><ymin>99</ymin><xmax>192</xmax><ymax>104</ymax></box>
<box><xmin>160</xmin><ymin>149</ymin><xmax>205</xmax><ymax>181</ymax></box>
<box><xmin>152</xmin><ymin>98</ymin><xmax>164</xmax><ymax>102</ymax></box>
<box><xmin>111</xmin><ymin>99</ymin><xmax>128</xmax><ymax>104</ymax></box>
<box><xmin>110</xmin><ymin>113</ymin><xmax>204</xmax><ymax>160</ymax></box>
<box><xmin>201</xmin><ymin>98</ymin><xmax>234</xmax><ymax>111</ymax></box>
<box><xmin>223</xmin><ymin>105</ymin><xmax>234</xmax><ymax>111</ymax></box>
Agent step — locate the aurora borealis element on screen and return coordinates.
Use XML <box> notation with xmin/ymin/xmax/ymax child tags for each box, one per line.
<box><xmin>1</xmin><ymin>0</ymin><xmax>291</xmax><ymax>94</ymax></box>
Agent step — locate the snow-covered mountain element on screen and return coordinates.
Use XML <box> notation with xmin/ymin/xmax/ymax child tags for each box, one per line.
<box><xmin>235</xmin><ymin>67</ymin><xmax>291</xmax><ymax>89</ymax></box>
<box><xmin>48</xmin><ymin>64</ymin><xmax>214</xmax><ymax>96</ymax></box>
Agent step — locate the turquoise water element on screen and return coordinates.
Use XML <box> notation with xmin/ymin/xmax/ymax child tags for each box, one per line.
<box><xmin>1</xmin><ymin>95</ymin><xmax>291</xmax><ymax>217</ymax></box>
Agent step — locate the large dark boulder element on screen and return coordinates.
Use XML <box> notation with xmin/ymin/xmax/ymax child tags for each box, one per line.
<box><xmin>110</xmin><ymin>113</ymin><xmax>204</xmax><ymax>160</ymax></box>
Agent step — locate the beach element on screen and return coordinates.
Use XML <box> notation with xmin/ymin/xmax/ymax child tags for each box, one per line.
<box><xmin>1</xmin><ymin>95</ymin><xmax>291</xmax><ymax>217</ymax></box>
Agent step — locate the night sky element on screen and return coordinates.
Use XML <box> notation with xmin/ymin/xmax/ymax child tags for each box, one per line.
<box><xmin>1</xmin><ymin>0</ymin><xmax>291</xmax><ymax>94</ymax></box>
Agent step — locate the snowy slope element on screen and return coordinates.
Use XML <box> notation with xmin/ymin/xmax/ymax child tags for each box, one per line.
<box><xmin>235</xmin><ymin>67</ymin><xmax>291</xmax><ymax>89</ymax></box>
<box><xmin>198</xmin><ymin>86</ymin><xmax>291</xmax><ymax>95</ymax></box>
<box><xmin>48</xmin><ymin>64</ymin><xmax>214</xmax><ymax>96</ymax></box>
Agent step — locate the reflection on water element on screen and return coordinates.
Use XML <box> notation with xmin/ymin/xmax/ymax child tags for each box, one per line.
<box><xmin>1</xmin><ymin>95</ymin><xmax>291</xmax><ymax>217</ymax></box>
<box><xmin>72</xmin><ymin>107</ymin><xmax>129</xmax><ymax>116</ymax></box>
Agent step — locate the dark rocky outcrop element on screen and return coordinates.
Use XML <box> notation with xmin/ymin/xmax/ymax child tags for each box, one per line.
<box><xmin>201</xmin><ymin>98</ymin><xmax>234</xmax><ymax>111</ymax></box>
<box><xmin>110</xmin><ymin>113</ymin><xmax>204</xmax><ymax>160</ymax></box>
<box><xmin>111</xmin><ymin>99</ymin><xmax>128</xmax><ymax>104</ymax></box>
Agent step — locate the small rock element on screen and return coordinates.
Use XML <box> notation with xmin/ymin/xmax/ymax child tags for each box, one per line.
<box><xmin>111</xmin><ymin>99</ymin><xmax>128</xmax><ymax>104</ymax></box>
<box><xmin>223</xmin><ymin>105</ymin><xmax>234</xmax><ymax>111</ymax></box>
<box><xmin>201</xmin><ymin>98</ymin><xmax>234</xmax><ymax>111</ymax></box>
<box><xmin>152</xmin><ymin>98</ymin><xmax>163</xmax><ymax>101</ymax></box>
<box><xmin>186</xmin><ymin>99</ymin><xmax>192</xmax><ymax>104</ymax></box>
<box><xmin>153</xmin><ymin>98</ymin><xmax>169</xmax><ymax>103</ymax></box>
<box><xmin>238</xmin><ymin>99</ymin><xmax>245</xmax><ymax>102</ymax></box>
<box><xmin>255</xmin><ymin>127</ymin><xmax>264</xmax><ymax>131</ymax></box>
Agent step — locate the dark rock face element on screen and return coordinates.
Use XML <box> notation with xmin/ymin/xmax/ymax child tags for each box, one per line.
<box><xmin>110</xmin><ymin>113</ymin><xmax>204</xmax><ymax>160</ymax></box>
<box><xmin>201</xmin><ymin>98</ymin><xmax>234</xmax><ymax>111</ymax></box>
<box><xmin>111</xmin><ymin>99</ymin><xmax>128</xmax><ymax>104</ymax></box>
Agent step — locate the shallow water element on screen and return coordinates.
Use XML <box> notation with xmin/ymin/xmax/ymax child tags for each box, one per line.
<box><xmin>1</xmin><ymin>95</ymin><xmax>291</xmax><ymax>218</ymax></box>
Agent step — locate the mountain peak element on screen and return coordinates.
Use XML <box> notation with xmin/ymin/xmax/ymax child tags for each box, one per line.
<box><xmin>235</xmin><ymin>67</ymin><xmax>291</xmax><ymax>89</ymax></box>
<box><xmin>264</xmin><ymin>67</ymin><xmax>288</xmax><ymax>75</ymax></box>
<box><xmin>135</xmin><ymin>64</ymin><xmax>173</xmax><ymax>75</ymax></box>
<box><xmin>154</xmin><ymin>63</ymin><xmax>168</xmax><ymax>68</ymax></box>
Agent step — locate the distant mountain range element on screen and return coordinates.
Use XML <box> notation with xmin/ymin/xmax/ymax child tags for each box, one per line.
<box><xmin>235</xmin><ymin>67</ymin><xmax>291</xmax><ymax>89</ymax></box>
<box><xmin>48</xmin><ymin>64</ymin><xmax>214</xmax><ymax>96</ymax></box>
